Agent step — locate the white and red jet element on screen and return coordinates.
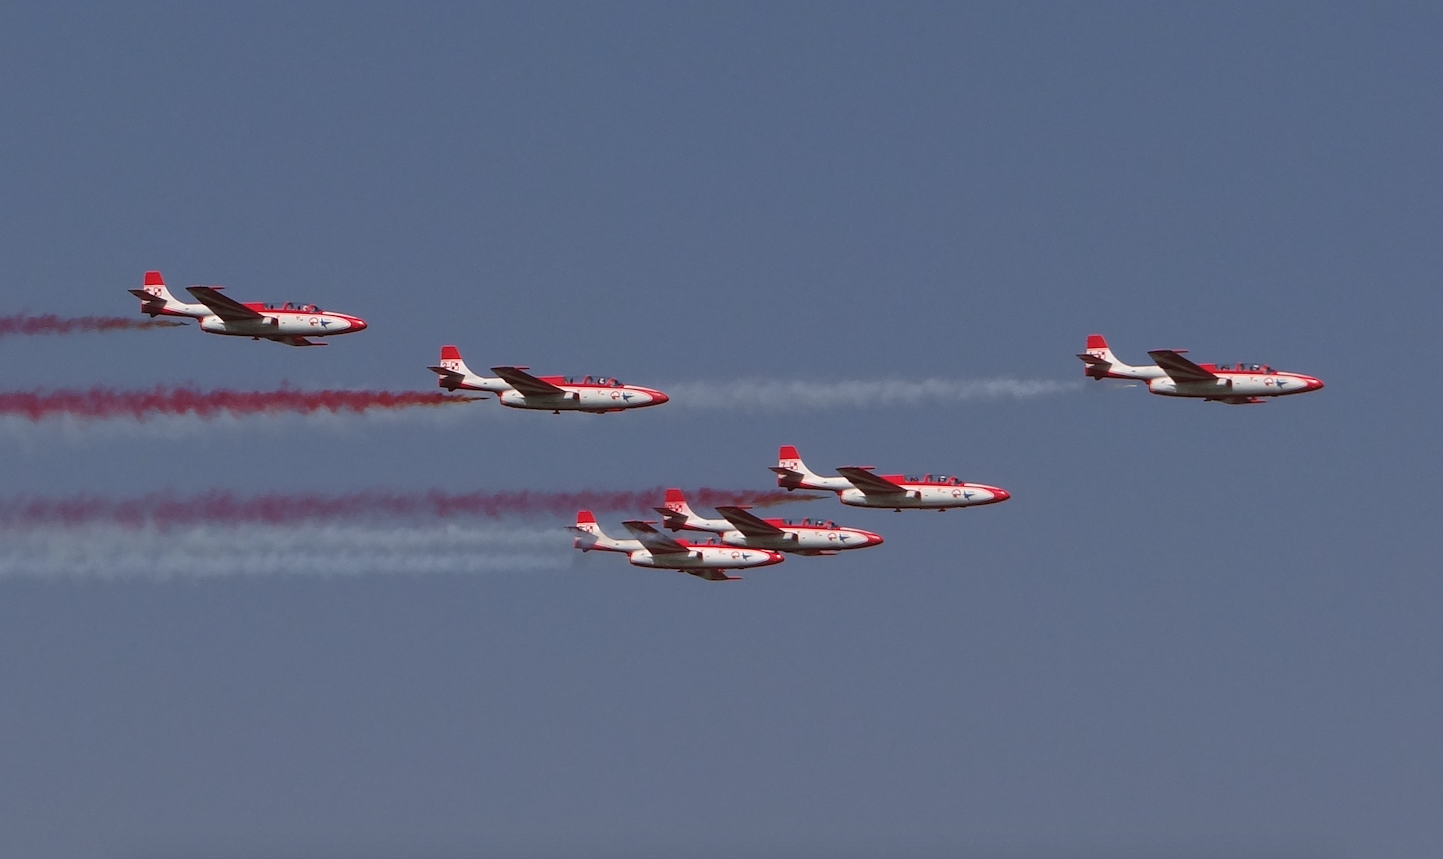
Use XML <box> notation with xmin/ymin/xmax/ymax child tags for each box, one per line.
<box><xmin>128</xmin><ymin>271</ymin><xmax>367</xmax><ymax>347</ymax></box>
<box><xmin>769</xmin><ymin>445</ymin><xmax>1011</xmax><ymax>511</ymax></box>
<box><xmin>1077</xmin><ymin>334</ymin><xmax>1324</xmax><ymax>404</ymax></box>
<box><xmin>428</xmin><ymin>345</ymin><xmax>669</xmax><ymax>413</ymax></box>
<box><xmin>653</xmin><ymin>488</ymin><xmax>884</xmax><ymax>556</ymax></box>
<box><xmin>569</xmin><ymin>511</ymin><xmax>785</xmax><ymax>581</ymax></box>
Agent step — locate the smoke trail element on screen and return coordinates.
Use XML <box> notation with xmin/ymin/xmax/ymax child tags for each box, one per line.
<box><xmin>0</xmin><ymin>386</ymin><xmax>479</xmax><ymax>421</ymax></box>
<box><xmin>0</xmin><ymin>313</ymin><xmax>186</xmax><ymax>337</ymax></box>
<box><xmin>663</xmin><ymin>378</ymin><xmax>1081</xmax><ymax>411</ymax></box>
<box><xmin>0</xmin><ymin>487</ymin><xmax>818</xmax><ymax>529</ymax></box>
<box><xmin>0</xmin><ymin>523</ymin><xmax>569</xmax><ymax>580</ymax></box>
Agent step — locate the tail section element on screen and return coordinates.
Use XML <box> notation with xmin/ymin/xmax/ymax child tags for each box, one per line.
<box><xmin>438</xmin><ymin>345</ymin><xmax>477</xmax><ymax>377</ymax></box>
<box><xmin>128</xmin><ymin>271</ymin><xmax>200</xmax><ymax>318</ymax></box>
<box><xmin>652</xmin><ymin>488</ymin><xmax>733</xmax><ymax>533</ymax></box>
<box><xmin>771</xmin><ymin>445</ymin><xmax>828</xmax><ymax>490</ymax></box>
<box><xmin>567</xmin><ymin>510</ymin><xmax>637</xmax><ymax>553</ymax></box>
<box><xmin>1077</xmin><ymin>334</ymin><xmax>1156</xmax><ymax>381</ymax></box>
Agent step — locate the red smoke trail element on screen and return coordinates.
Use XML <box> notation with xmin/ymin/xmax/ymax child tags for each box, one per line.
<box><xmin>0</xmin><ymin>314</ymin><xmax>186</xmax><ymax>337</ymax></box>
<box><xmin>0</xmin><ymin>386</ymin><xmax>477</xmax><ymax>421</ymax></box>
<box><xmin>0</xmin><ymin>488</ymin><xmax>819</xmax><ymax>529</ymax></box>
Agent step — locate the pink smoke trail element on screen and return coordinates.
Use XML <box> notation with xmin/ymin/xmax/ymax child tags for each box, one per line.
<box><xmin>0</xmin><ymin>314</ymin><xmax>186</xmax><ymax>337</ymax></box>
<box><xmin>0</xmin><ymin>487</ymin><xmax>819</xmax><ymax>529</ymax></box>
<box><xmin>0</xmin><ymin>386</ymin><xmax>478</xmax><ymax>421</ymax></box>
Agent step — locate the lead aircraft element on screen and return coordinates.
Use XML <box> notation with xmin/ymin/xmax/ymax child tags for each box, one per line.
<box><xmin>653</xmin><ymin>488</ymin><xmax>883</xmax><ymax>555</ymax></box>
<box><xmin>428</xmin><ymin>346</ymin><xmax>668</xmax><ymax>413</ymax></box>
<box><xmin>569</xmin><ymin>511</ymin><xmax>784</xmax><ymax>581</ymax></box>
<box><xmin>1077</xmin><ymin>335</ymin><xmax>1324</xmax><ymax>404</ymax></box>
<box><xmin>769</xmin><ymin>446</ymin><xmax>1010</xmax><ymax>511</ymax></box>
<box><xmin>129</xmin><ymin>271</ymin><xmax>367</xmax><ymax>347</ymax></box>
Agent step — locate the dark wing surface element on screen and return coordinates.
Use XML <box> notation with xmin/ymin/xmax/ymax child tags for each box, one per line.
<box><xmin>621</xmin><ymin>520</ymin><xmax>690</xmax><ymax>555</ymax></box>
<box><xmin>1148</xmin><ymin>350</ymin><xmax>1217</xmax><ymax>383</ymax></box>
<box><xmin>491</xmin><ymin>366</ymin><xmax>566</xmax><ymax>397</ymax></box>
<box><xmin>715</xmin><ymin>506</ymin><xmax>786</xmax><ymax>537</ymax></box>
<box><xmin>185</xmin><ymin>286</ymin><xmax>264</xmax><ymax>322</ymax></box>
<box><xmin>835</xmin><ymin>467</ymin><xmax>906</xmax><ymax>495</ymax></box>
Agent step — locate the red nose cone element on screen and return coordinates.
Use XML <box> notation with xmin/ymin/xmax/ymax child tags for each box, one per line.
<box><xmin>992</xmin><ymin>488</ymin><xmax>1011</xmax><ymax>502</ymax></box>
<box><xmin>350</xmin><ymin>318</ymin><xmax>368</xmax><ymax>332</ymax></box>
<box><xmin>1307</xmin><ymin>377</ymin><xmax>1324</xmax><ymax>391</ymax></box>
<box><xmin>867</xmin><ymin>533</ymin><xmax>884</xmax><ymax>546</ymax></box>
<box><xmin>650</xmin><ymin>391</ymin><xmax>669</xmax><ymax>405</ymax></box>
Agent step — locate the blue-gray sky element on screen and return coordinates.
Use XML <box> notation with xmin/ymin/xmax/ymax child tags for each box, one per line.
<box><xmin>0</xmin><ymin>3</ymin><xmax>1439</xmax><ymax>857</ymax></box>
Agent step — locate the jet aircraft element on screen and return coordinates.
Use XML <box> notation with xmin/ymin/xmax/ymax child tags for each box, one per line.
<box><xmin>129</xmin><ymin>271</ymin><xmax>367</xmax><ymax>347</ymax></box>
<box><xmin>428</xmin><ymin>345</ymin><xmax>668</xmax><ymax>413</ymax></box>
<box><xmin>654</xmin><ymin>488</ymin><xmax>883</xmax><ymax>555</ymax></box>
<box><xmin>1077</xmin><ymin>334</ymin><xmax>1324</xmax><ymax>404</ymax></box>
<box><xmin>569</xmin><ymin>511</ymin><xmax>784</xmax><ymax>581</ymax></box>
<box><xmin>769</xmin><ymin>446</ymin><xmax>1010</xmax><ymax>511</ymax></box>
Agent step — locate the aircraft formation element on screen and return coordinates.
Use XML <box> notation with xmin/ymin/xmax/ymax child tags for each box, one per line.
<box><xmin>113</xmin><ymin>270</ymin><xmax>1324</xmax><ymax>582</ymax></box>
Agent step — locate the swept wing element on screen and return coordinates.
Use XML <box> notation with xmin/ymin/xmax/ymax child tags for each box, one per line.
<box><xmin>621</xmin><ymin>520</ymin><xmax>691</xmax><ymax>555</ymax></box>
<box><xmin>491</xmin><ymin>366</ymin><xmax>566</xmax><ymax>397</ymax></box>
<box><xmin>714</xmin><ymin>506</ymin><xmax>786</xmax><ymax>537</ymax></box>
<box><xmin>835</xmin><ymin>466</ymin><xmax>906</xmax><ymax>495</ymax></box>
<box><xmin>185</xmin><ymin>286</ymin><xmax>264</xmax><ymax>322</ymax></box>
<box><xmin>1148</xmin><ymin>350</ymin><xmax>1217</xmax><ymax>383</ymax></box>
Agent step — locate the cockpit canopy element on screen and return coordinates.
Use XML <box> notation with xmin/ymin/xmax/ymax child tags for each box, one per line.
<box><xmin>903</xmin><ymin>475</ymin><xmax>966</xmax><ymax>485</ymax></box>
<box><xmin>568</xmin><ymin>376</ymin><xmax>623</xmax><ymax>386</ymax></box>
<box><xmin>264</xmin><ymin>302</ymin><xmax>322</xmax><ymax>313</ymax></box>
<box><xmin>1214</xmin><ymin>363</ymin><xmax>1273</xmax><ymax>374</ymax></box>
<box><xmin>787</xmin><ymin>517</ymin><xmax>838</xmax><ymax>529</ymax></box>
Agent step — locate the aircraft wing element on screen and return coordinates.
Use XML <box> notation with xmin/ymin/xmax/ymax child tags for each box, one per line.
<box><xmin>491</xmin><ymin>366</ymin><xmax>566</xmax><ymax>397</ymax></box>
<box><xmin>686</xmin><ymin>569</ymin><xmax>743</xmax><ymax>581</ymax></box>
<box><xmin>621</xmin><ymin>520</ymin><xmax>691</xmax><ymax>555</ymax></box>
<box><xmin>835</xmin><ymin>466</ymin><xmax>906</xmax><ymax>495</ymax></box>
<box><xmin>715</xmin><ymin>506</ymin><xmax>786</xmax><ymax>537</ymax></box>
<box><xmin>1148</xmin><ymin>350</ymin><xmax>1217</xmax><ymax>383</ymax></box>
<box><xmin>185</xmin><ymin>286</ymin><xmax>264</xmax><ymax>322</ymax></box>
<box><xmin>274</xmin><ymin>336</ymin><xmax>326</xmax><ymax>347</ymax></box>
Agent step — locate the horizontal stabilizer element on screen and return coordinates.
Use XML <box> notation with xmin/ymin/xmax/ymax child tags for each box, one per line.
<box><xmin>128</xmin><ymin>288</ymin><xmax>165</xmax><ymax>304</ymax></box>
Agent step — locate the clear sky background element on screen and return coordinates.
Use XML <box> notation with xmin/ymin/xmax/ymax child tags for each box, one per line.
<box><xmin>0</xmin><ymin>3</ymin><xmax>1439</xmax><ymax>857</ymax></box>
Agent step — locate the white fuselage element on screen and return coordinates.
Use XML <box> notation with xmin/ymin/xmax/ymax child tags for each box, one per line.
<box><xmin>719</xmin><ymin>525</ymin><xmax>881</xmax><ymax>552</ymax></box>
<box><xmin>197</xmin><ymin>311</ymin><xmax>366</xmax><ymax>338</ymax></box>
<box><xmin>446</xmin><ymin>373</ymin><xmax>668</xmax><ymax>412</ymax></box>
<box><xmin>676</xmin><ymin>518</ymin><xmax>882</xmax><ymax>553</ymax></box>
<box><xmin>627</xmin><ymin>545</ymin><xmax>784</xmax><ymax>571</ymax></box>
<box><xmin>835</xmin><ymin>483</ymin><xmax>1009</xmax><ymax>509</ymax></box>
<box><xmin>1145</xmin><ymin>371</ymin><xmax>1320</xmax><ymax>399</ymax></box>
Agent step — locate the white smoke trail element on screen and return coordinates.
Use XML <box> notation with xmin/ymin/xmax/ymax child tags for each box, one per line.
<box><xmin>0</xmin><ymin>523</ymin><xmax>570</xmax><ymax>581</ymax></box>
<box><xmin>661</xmin><ymin>378</ymin><xmax>1082</xmax><ymax>411</ymax></box>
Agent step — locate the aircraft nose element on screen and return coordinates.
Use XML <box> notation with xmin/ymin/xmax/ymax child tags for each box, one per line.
<box><xmin>1306</xmin><ymin>376</ymin><xmax>1324</xmax><ymax>391</ymax></box>
<box><xmin>349</xmin><ymin>317</ymin><xmax>368</xmax><ymax>332</ymax></box>
<box><xmin>867</xmin><ymin>533</ymin><xmax>884</xmax><ymax>547</ymax></box>
<box><xmin>991</xmin><ymin>487</ymin><xmax>1011</xmax><ymax>503</ymax></box>
<box><xmin>650</xmin><ymin>390</ymin><xmax>669</xmax><ymax>405</ymax></box>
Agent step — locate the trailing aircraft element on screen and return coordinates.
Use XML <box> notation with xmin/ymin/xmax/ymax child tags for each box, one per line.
<box><xmin>569</xmin><ymin>511</ymin><xmax>784</xmax><ymax>581</ymax></box>
<box><xmin>1077</xmin><ymin>334</ymin><xmax>1324</xmax><ymax>404</ymax></box>
<box><xmin>769</xmin><ymin>446</ymin><xmax>1010</xmax><ymax>511</ymax></box>
<box><xmin>128</xmin><ymin>271</ymin><xmax>367</xmax><ymax>347</ymax></box>
<box><xmin>653</xmin><ymin>488</ymin><xmax>883</xmax><ymax>555</ymax></box>
<box><xmin>428</xmin><ymin>345</ymin><xmax>668</xmax><ymax>413</ymax></box>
